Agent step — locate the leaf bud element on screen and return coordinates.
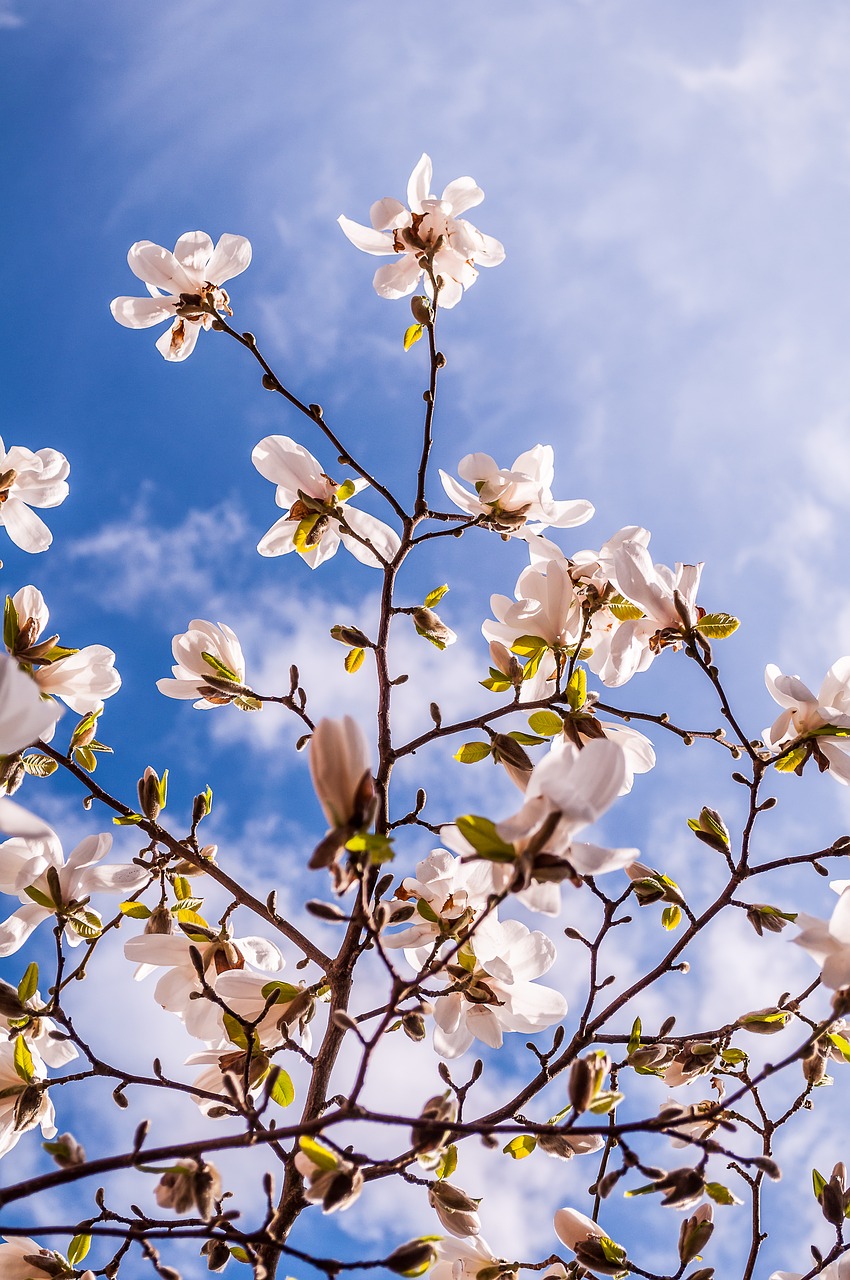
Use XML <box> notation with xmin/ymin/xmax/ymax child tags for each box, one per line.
<box><xmin>138</xmin><ymin>766</ymin><xmax>167</xmax><ymax>821</ymax></box>
<box><xmin>145</xmin><ymin>904</ymin><xmax>174</xmax><ymax>936</ymax></box>
<box><xmin>688</xmin><ymin>807</ymin><xmax>731</xmax><ymax>853</ymax></box>
<box><xmin>154</xmin><ymin>1158</ymin><xmax>223</xmax><ymax>1221</ymax></box>
<box><xmin>331</xmin><ymin>624</ymin><xmax>371</xmax><ymax>648</ymax></box>
<box><xmin>656</xmin><ymin>1166</ymin><xmax>706</xmax><ymax>1208</ymax></box>
<box><xmin>411</xmin><ymin>1091</ymin><xmax>458</xmax><ymax>1155</ymax></box>
<box><xmin>202</xmin><ymin>1240</ymin><xmax>232</xmax><ymax>1272</ymax></box>
<box><xmin>411</xmin><ymin>607</ymin><xmax>457</xmax><ymax>649</ymax></box>
<box><xmin>0</xmin><ymin>979</ymin><xmax>26</xmax><ymax>1019</ymax></box>
<box><xmin>43</xmin><ymin>1130</ymin><xmax>86</xmax><ymax>1168</ymax></box>
<box><xmin>737</xmin><ymin>1006</ymin><xmax>791</xmax><ymax>1035</ymax></box>
<box><xmin>402</xmin><ymin>1011</ymin><xmax>427</xmax><ymax>1041</ymax></box>
<box><xmin>13</xmin><ymin>1083</ymin><xmax>44</xmax><ymax>1131</ymax></box>
<box><xmin>410</xmin><ymin>295</ymin><xmax>432</xmax><ymax>325</ymax></box>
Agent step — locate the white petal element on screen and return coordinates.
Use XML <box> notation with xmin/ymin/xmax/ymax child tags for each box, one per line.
<box><xmin>172</xmin><ymin>231</ymin><xmax>214</xmax><ymax>274</ymax></box>
<box><xmin>128</xmin><ymin>241</ymin><xmax>197</xmax><ymax>295</ymax></box>
<box><xmin>155</xmin><ymin>318</ymin><xmax>201</xmax><ymax>362</ymax></box>
<box><xmin>337</xmin><ymin>216</ymin><xmax>395</xmax><ymax>256</ymax></box>
<box><xmin>110</xmin><ymin>295</ymin><xmax>177</xmax><ymax>329</ymax></box>
<box><xmin>339</xmin><ymin>506</ymin><xmax>401</xmax><ymax>566</ymax></box>
<box><xmin>440</xmin><ymin>177</ymin><xmax>485</xmax><ymax>215</ymax></box>
<box><xmin>205</xmin><ymin>234</ymin><xmax>253</xmax><ymax>285</ymax></box>
<box><xmin>407</xmin><ymin>153</ymin><xmax>433</xmax><ymax>213</ymax></box>
<box><xmin>372</xmin><ymin>255</ymin><xmax>422</xmax><ymax>300</ymax></box>
<box><xmin>370</xmin><ymin>198</ymin><xmax>409</xmax><ymax>231</ymax></box>
<box><xmin>0</xmin><ymin>499</ymin><xmax>53</xmax><ymax>553</ymax></box>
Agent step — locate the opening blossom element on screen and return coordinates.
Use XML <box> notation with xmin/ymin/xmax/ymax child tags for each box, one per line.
<box><xmin>439</xmin><ymin>445</ymin><xmax>593</xmax><ymax>539</ymax></box>
<box><xmin>110</xmin><ymin>230</ymin><xmax>252</xmax><ymax>362</ymax></box>
<box><xmin>0</xmin><ymin>1236</ymin><xmax>94</xmax><ymax>1280</ymax></box>
<box><xmin>762</xmin><ymin>659</ymin><xmax>850</xmax><ymax>783</ymax></box>
<box><xmin>157</xmin><ymin>619</ymin><xmax>248</xmax><ymax>709</ymax></box>
<box><xmin>252</xmin><ymin>435</ymin><xmax>400</xmax><ymax>568</ymax></box>
<box><xmin>338</xmin><ymin>153</ymin><xmax>505</xmax><ymax>308</ymax></box>
<box><xmin>0</xmin><ymin>437</ymin><xmax>69</xmax><ymax>554</ymax></box>
<box><xmin>6</xmin><ymin>586</ymin><xmax>120</xmax><ymax>715</ymax></box>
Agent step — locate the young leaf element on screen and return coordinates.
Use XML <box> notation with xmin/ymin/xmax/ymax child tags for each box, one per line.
<box><xmin>424</xmin><ymin>584</ymin><xmax>449</xmax><ymax>608</ymax></box>
<box><xmin>68</xmin><ymin>1233</ymin><xmax>92</xmax><ymax>1266</ymax></box>
<box><xmin>299</xmin><ymin>1135</ymin><xmax>338</xmax><ymax>1171</ymax></box>
<box><xmin>435</xmin><ymin>1144</ymin><xmax>458</xmax><ymax>1179</ymax></box>
<box><xmin>21</xmin><ymin>752</ymin><xmax>58</xmax><ymax>778</ymax></box>
<box><xmin>453</xmin><ymin>742</ymin><xmax>491</xmax><ymax>764</ymax></box>
<box><xmin>403</xmin><ymin>322</ymin><xmax>424</xmax><ymax>350</ymax></box>
<box><xmin>627</xmin><ymin>1016</ymin><xmax>642</xmax><ymax>1057</ymax></box>
<box><xmin>269</xmin><ymin>1068</ymin><xmax>295</xmax><ymax>1108</ymax></box>
<box><xmin>503</xmin><ymin>1134</ymin><xmax>537</xmax><ymax>1159</ymax></box>
<box><xmin>345</xmin><ymin>647</ymin><xmax>365</xmax><ymax>674</ymax></box>
<box><xmin>696</xmin><ymin>613</ymin><xmax>740</xmax><ymax>640</ymax></box>
<box><xmin>454</xmin><ymin>815</ymin><xmax>516</xmax><ymax>862</ymax></box>
<box><xmin>527</xmin><ymin>710</ymin><xmax>563</xmax><ymax>737</ymax></box>
<box><xmin>13</xmin><ymin>1035</ymin><xmax>34</xmax><ymax>1083</ymax></box>
<box><xmin>119</xmin><ymin>901</ymin><xmax>152</xmax><ymax>920</ymax></box>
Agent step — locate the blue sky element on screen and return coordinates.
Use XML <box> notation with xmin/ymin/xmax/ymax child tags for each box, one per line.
<box><xmin>4</xmin><ymin>0</ymin><xmax>850</xmax><ymax>1275</ymax></box>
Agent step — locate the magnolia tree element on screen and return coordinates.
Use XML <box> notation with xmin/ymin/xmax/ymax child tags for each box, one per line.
<box><xmin>0</xmin><ymin>153</ymin><xmax>849</xmax><ymax>1280</ymax></box>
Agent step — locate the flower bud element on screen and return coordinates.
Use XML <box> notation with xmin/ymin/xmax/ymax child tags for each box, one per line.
<box><xmin>538</xmin><ymin>1130</ymin><xmax>605</xmax><ymax>1161</ymax></box>
<box><xmin>655</xmin><ymin>1167</ymin><xmax>705</xmax><ymax>1209</ymax></box>
<box><xmin>138</xmin><ymin>766</ymin><xmax>167</xmax><ymax>821</ymax></box>
<box><xmin>411</xmin><ymin>607</ymin><xmax>457</xmax><ymax>649</ymax></box>
<box><xmin>0</xmin><ymin>978</ymin><xmax>26</xmax><ymax>1019</ymax></box>
<box><xmin>386</xmin><ymin>1238</ymin><xmax>438</xmax><ymax>1277</ymax></box>
<box><xmin>202</xmin><ymin>1240</ymin><xmax>231</xmax><ymax>1272</ymax></box>
<box><xmin>145</xmin><ymin>904</ymin><xmax>174</xmax><ymax>936</ymax></box>
<box><xmin>688</xmin><ymin>807</ymin><xmax>730</xmax><ymax>853</ymax></box>
<box><xmin>154</xmin><ymin>1158</ymin><xmax>222</xmax><ymax>1220</ymax></box>
<box><xmin>43</xmin><ymin>1130</ymin><xmax>86</xmax><ymax>1168</ymax></box>
<box><xmin>410</xmin><ymin>295</ymin><xmax>432</xmax><ymax>325</ymax></box>
<box><xmin>737</xmin><ymin>1007</ymin><xmax>791</xmax><ymax>1035</ymax></box>
<box><xmin>428</xmin><ymin>1180</ymin><xmax>482</xmax><ymax>1237</ymax></box>
<box><xmin>411</xmin><ymin>1091</ymin><xmax>457</xmax><ymax>1156</ymax></box>
<box><xmin>678</xmin><ymin>1204</ymin><xmax>714</xmax><ymax>1263</ymax></box>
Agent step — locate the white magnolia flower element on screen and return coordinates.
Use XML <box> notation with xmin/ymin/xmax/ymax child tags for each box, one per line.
<box><xmin>252</xmin><ymin>435</ymin><xmax>400</xmax><ymax>568</ymax></box>
<box><xmin>431</xmin><ymin>1234</ymin><xmax>502</xmax><ymax>1280</ymax></box>
<box><xmin>762</xmin><ymin>659</ymin><xmax>850</xmax><ymax>783</ymax></box>
<box><xmin>0</xmin><ymin>437</ymin><xmax>70</xmax><ymax>554</ymax></box>
<box><xmin>496</xmin><ymin>738</ymin><xmax>640</xmax><ymax>883</ymax></box>
<box><xmin>0</xmin><ymin>804</ymin><xmax>149</xmax><ymax>956</ymax></box>
<box><xmin>795</xmin><ymin>883</ymin><xmax>850</xmax><ymax>989</ymax></box>
<box><xmin>771</xmin><ymin>1258</ymin><xmax>850</xmax><ymax>1280</ymax></box>
<box><xmin>111</xmin><ymin>230</ymin><xmax>251</xmax><ymax>361</ymax></box>
<box><xmin>213</xmin><ymin>969</ymin><xmax>315</xmax><ymax>1054</ymax></box>
<box><xmin>384</xmin><ymin>848</ymin><xmax>494</xmax><ymax>966</ymax></box>
<box><xmin>338</xmin><ymin>153</ymin><xmax>505</xmax><ymax>309</ymax></box>
<box><xmin>0</xmin><ymin>1040</ymin><xmax>56</xmax><ymax>1160</ymax></box>
<box><xmin>157</xmin><ymin>619</ymin><xmax>247</xmax><ymax>709</ymax></box>
<box><xmin>124</xmin><ymin>930</ymin><xmax>285</xmax><ymax>1042</ymax></box>
<box><xmin>0</xmin><ymin>988</ymin><xmax>78</xmax><ymax>1070</ymax></box>
<box><xmin>439</xmin><ymin>446</ymin><xmax>593</xmax><ymax>538</ymax></box>
<box><xmin>0</xmin><ymin>1236</ymin><xmax>94</xmax><ymax>1280</ymax></box>
<box><xmin>0</xmin><ymin>654</ymin><xmax>61</xmax><ymax>754</ymax></box>
<box><xmin>432</xmin><ymin>914</ymin><xmax>567</xmax><ymax>1058</ymax></box>
<box><xmin>613</xmin><ymin>541</ymin><xmax>703</xmax><ymax>639</ymax></box>
<box><xmin>309</xmin><ymin>716</ymin><xmax>374</xmax><ymax>832</ymax></box>
<box><xmin>483</xmin><ymin>555</ymin><xmax>584</xmax><ymax>655</ymax></box>
<box><xmin>7</xmin><ymin>586</ymin><xmax>119</xmax><ymax>714</ymax></box>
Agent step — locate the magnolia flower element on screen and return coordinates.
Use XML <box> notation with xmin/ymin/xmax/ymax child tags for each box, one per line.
<box><xmin>0</xmin><ymin>1039</ymin><xmax>56</xmax><ymax>1160</ymax></box>
<box><xmin>154</xmin><ymin>1158</ymin><xmax>222</xmax><ymax>1220</ymax></box>
<box><xmin>439</xmin><ymin>446</ymin><xmax>593</xmax><ymax>538</ymax></box>
<box><xmin>428</xmin><ymin>1181</ymin><xmax>482</xmax><ymax>1237</ymax></box>
<box><xmin>124</xmin><ymin>929</ymin><xmax>284</xmax><ymax>1042</ymax></box>
<box><xmin>212</xmin><ymin>969</ymin><xmax>315</xmax><ymax>1054</ymax></box>
<box><xmin>613</xmin><ymin>541</ymin><xmax>703</xmax><ymax>641</ymax></box>
<box><xmin>294</xmin><ymin>1138</ymin><xmax>364</xmax><ymax>1212</ymax></box>
<box><xmin>7</xmin><ymin>586</ymin><xmax>119</xmax><ymax>714</ymax></box>
<box><xmin>0</xmin><ymin>988</ymin><xmax>78</xmax><ymax>1070</ymax></box>
<box><xmin>771</xmin><ymin>1259</ymin><xmax>850</xmax><ymax>1280</ymax></box>
<box><xmin>762</xmin><ymin>659</ymin><xmax>850</xmax><ymax>783</ymax></box>
<box><xmin>554</xmin><ymin>1207</ymin><xmax>626</xmax><ymax>1276</ymax></box>
<box><xmin>0</xmin><ymin>1236</ymin><xmax>94</xmax><ymax>1280</ymax></box>
<box><xmin>0</xmin><ymin>437</ymin><xmax>69</xmax><ymax>554</ymax></box>
<box><xmin>431</xmin><ymin>1235</ymin><xmax>504</xmax><ymax>1280</ymax></box>
<box><xmin>252</xmin><ymin>435</ymin><xmax>400</xmax><ymax>568</ymax></box>
<box><xmin>658</xmin><ymin>1099</ymin><xmax>723</xmax><ymax>1148</ymax></box>
<box><xmin>795</xmin><ymin>883</ymin><xmax>850</xmax><ymax>988</ymax></box>
<box><xmin>0</xmin><ymin>805</ymin><xmax>149</xmax><ymax>956</ymax></box>
<box><xmin>384</xmin><ymin>848</ymin><xmax>495</xmax><ymax>966</ymax></box>
<box><xmin>157</xmin><ymin>619</ymin><xmax>248</xmax><ymax>709</ymax></box>
<box><xmin>0</xmin><ymin>654</ymin><xmax>61</xmax><ymax>754</ymax></box>
<box><xmin>483</xmin><ymin>555</ymin><xmax>584</xmax><ymax>655</ymax></box>
<box><xmin>432</xmin><ymin>914</ymin><xmax>568</xmax><ymax>1058</ymax></box>
<box><xmin>338</xmin><ymin>153</ymin><xmax>504</xmax><ymax>308</ymax></box>
<box><xmin>110</xmin><ymin>230</ymin><xmax>252</xmax><ymax>362</ymax></box>
<box><xmin>307</xmin><ymin>716</ymin><xmax>377</xmax><ymax>887</ymax></box>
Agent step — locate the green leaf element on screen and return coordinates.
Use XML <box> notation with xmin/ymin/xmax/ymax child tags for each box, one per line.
<box><xmin>299</xmin><ymin>1135</ymin><xmax>338</xmax><ymax>1172</ymax></box>
<box><xmin>175</xmin><ymin>908</ymin><xmax>209</xmax><ymax>930</ymax></box>
<box><xmin>481</xmin><ymin>672</ymin><xmax>512</xmax><ymax>693</ymax></box>
<box><xmin>13</xmin><ymin>1035</ymin><xmax>34</xmax><ymax>1083</ymax></box>
<box><xmin>416</xmin><ymin>898</ymin><xmax>440</xmax><ymax>924</ymax></box>
<box><xmin>343</xmin><ymin>647</ymin><xmax>365</xmax><ymax>674</ymax></box>
<box><xmin>453</xmin><ymin>742</ymin><xmax>491</xmax><ymax>764</ymax></box>
<box><xmin>24</xmin><ymin>885</ymin><xmax>55</xmax><ymax>909</ymax></box>
<box><xmin>503</xmin><ymin>1134</ymin><xmax>537</xmax><ymax>1159</ymax></box>
<box><xmin>17</xmin><ymin>962</ymin><xmax>38</xmax><ymax>1005</ymax></box>
<box><xmin>4</xmin><ymin>595</ymin><xmax>19</xmax><ymax>651</ymax></box>
<box><xmin>662</xmin><ymin>905</ymin><xmax>682</xmax><ymax>930</ymax></box>
<box><xmin>774</xmin><ymin>745</ymin><xmax>809</xmax><ymax>774</ymax></box>
<box><xmin>39</xmin><ymin>644</ymin><xmax>79</xmax><ymax>663</ymax></box>
<box><xmin>336</xmin><ymin>478</ymin><xmax>357</xmax><ymax>502</ymax></box>
<box><xmin>74</xmin><ymin>746</ymin><xmax>97</xmax><ymax>773</ymax></box>
<box><xmin>201</xmin><ymin>651</ymin><xmax>240</xmax><ymax>682</ymax></box>
<box><xmin>403</xmin><ymin>322</ymin><xmax>424</xmax><ymax>350</ymax></box>
<box><xmin>566</xmin><ymin>667</ymin><xmax>587</xmax><ymax>711</ymax></box>
<box><xmin>21</xmin><ymin>752</ymin><xmax>58</xmax><ymax>778</ymax></box>
<box><xmin>269</xmin><ymin>1068</ymin><xmax>295</xmax><ymax>1108</ymax></box>
<box><xmin>113</xmin><ymin>812</ymin><xmax>143</xmax><ymax>825</ymax></box>
<box><xmin>424</xmin><ymin>584</ymin><xmax>449</xmax><ymax>608</ymax></box>
<box><xmin>435</xmin><ymin>1144</ymin><xmax>457</xmax><ymax>1180</ymax></box>
<box><xmin>510</xmin><ymin>634</ymin><xmax>547</xmax><ymax>657</ymax></box>
<box><xmin>588</xmin><ymin>1089</ymin><xmax>623</xmax><ymax>1115</ymax></box>
<box><xmin>68</xmin><ymin>1233</ymin><xmax>92</xmax><ymax>1266</ymax></box>
<box><xmin>222</xmin><ymin>1012</ymin><xmax>249</xmax><ymax>1051</ymax></box>
<box><xmin>119</xmin><ymin>901</ymin><xmax>151</xmax><ymax>920</ymax></box>
<box><xmin>721</xmin><ymin>1047</ymin><xmax>748</xmax><ymax>1064</ymax></box>
<box><xmin>608</xmin><ymin>593</ymin><xmax>644</xmax><ymax>621</ymax></box>
<box><xmin>414</xmin><ymin>624</ymin><xmax>448</xmax><ymax>650</ymax></box>
<box><xmin>454</xmin><ymin>814</ymin><xmax>516</xmax><ymax>862</ymax></box>
<box><xmin>696</xmin><ymin>612</ymin><xmax>740</xmax><ymax>640</ymax></box>
<box><xmin>627</xmin><ymin>1016</ymin><xmax>642</xmax><ymax>1057</ymax></box>
<box><xmin>234</xmin><ymin>693</ymin><xmax>262</xmax><ymax>711</ymax></box>
<box><xmin>813</xmin><ymin>1167</ymin><xmax>827</xmax><ymax>1199</ymax></box>
<box><xmin>506</xmin><ymin>731</ymin><xmax>546</xmax><ymax>745</ymax></box>
<box><xmin>171</xmin><ymin>875</ymin><xmax>191</xmax><ymax>902</ymax></box>
<box><xmin>828</xmin><ymin>1031</ymin><xmax>850</xmax><ymax>1063</ymax></box>
<box><xmin>69</xmin><ymin>909</ymin><xmax>102</xmax><ymax>939</ymax></box>
<box><xmin>260</xmin><ymin>980</ymin><xmax>303</xmax><ymax>1004</ymax></box>
<box><xmin>293</xmin><ymin>513</ymin><xmax>323</xmax><ymax>553</ymax></box>
<box><xmin>705</xmin><ymin>1180</ymin><xmax>742</xmax><ymax>1205</ymax></box>
<box><xmin>229</xmin><ymin>1245</ymin><xmax>251</xmax><ymax>1263</ymax></box>
<box><xmin>527</xmin><ymin>710</ymin><xmax>563</xmax><ymax>737</ymax></box>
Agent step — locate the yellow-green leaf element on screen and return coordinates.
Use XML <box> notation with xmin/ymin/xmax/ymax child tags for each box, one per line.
<box><xmin>68</xmin><ymin>1233</ymin><xmax>92</xmax><ymax>1267</ymax></box>
<box><xmin>503</xmin><ymin>1134</ymin><xmax>537</xmax><ymax>1159</ymax></box>
<box><xmin>454</xmin><ymin>815</ymin><xmax>516</xmax><ymax>862</ymax></box>
<box><xmin>336</xmin><ymin>479</ymin><xmax>357</xmax><ymax>502</ymax></box>
<box><xmin>269</xmin><ymin>1068</ymin><xmax>295</xmax><ymax>1108</ymax></box>
<box><xmin>424</xmin><ymin>585</ymin><xmax>449</xmax><ymax>608</ymax></box>
<box><xmin>696</xmin><ymin>613</ymin><xmax>740</xmax><ymax>640</ymax></box>
<box><xmin>299</xmin><ymin>1135</ymin><xmax>338</xmax><ymax>1171</ymax></box>
<box><xmin>662</xmin><ymin>905</ymin><xmax>682</xmax><ymax>931</ymax></box>
<box><xmin>527</xmin><ymin>711</ymin><xmax>563</xmax><ymax>737</ymax></box>
<box><xmin>21</xmin><ymin>753</ymin><xmax>58</xmax><ymax>778</ymax></box>
<box><xmin>435</xmin><ymin>1144</ymin><xmax>457</xmax><ymax>1180</ymax></box>
<box><xmin>404</xmin><ymin>323</ymin><xmax>424</xmax><ymax>350</ymax></box>
<box><xmin>13</xmin><ymin>1035</ymin><xmax>34</xmax><ymax>1083</ymax></box>
<box><xmin>120</xmin><ymin>901</ymin><xmax>151</xmax><ymax>920</ymax></box>
<box><xmin>345</xmin><ymin>647</ymin><xmax>365</xmax><ymax>674</ymax></box>
<box><xmin>454</xmin><ymin>742</ymin><xmax>491</xmax><ymax>764</ymax></box>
